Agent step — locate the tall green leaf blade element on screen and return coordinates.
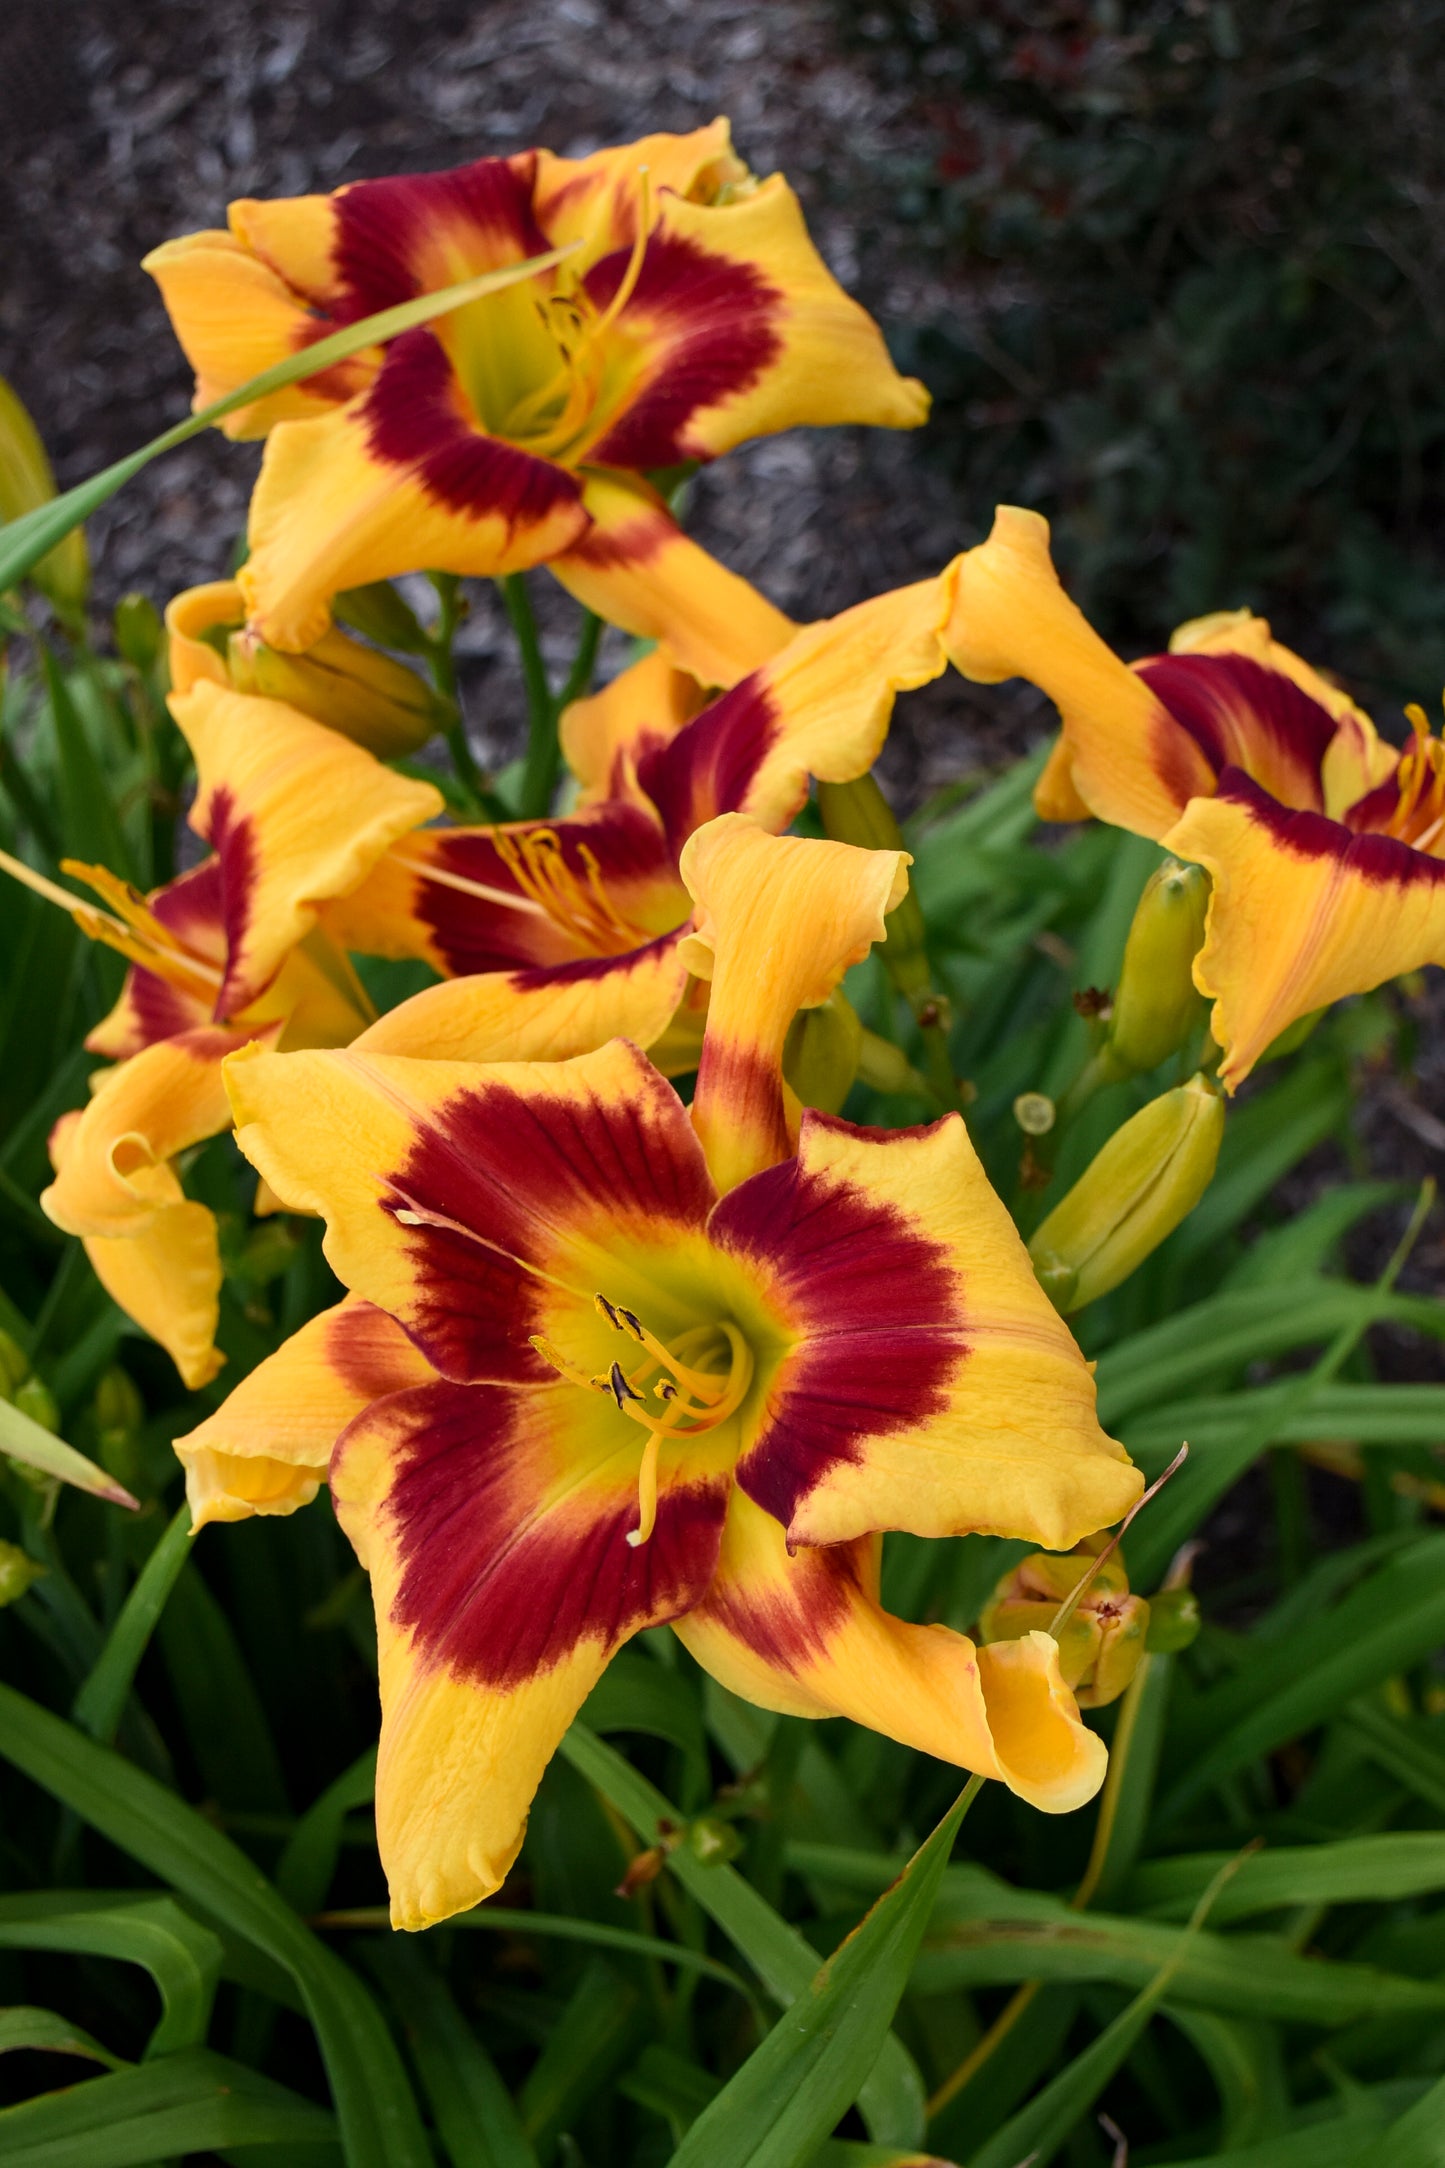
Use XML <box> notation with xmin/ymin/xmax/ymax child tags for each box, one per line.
<box><xmin>665</xmin><ymin>1781</ymin><xmax>979</xmax><ymax>2168</ymax></box>
<box><xmin>0</xmin><ymin>1394</ymin><xmax>137</xmax><ymax>1508</ymax></box>
<box><xmin>0</xmin><ymin>2047</ymin><xmax>336</xmax><ymax>2167</ymax></box>
<box><xmin>0</xmin><ymin>2006</ymin><xmax>127</xmax><ymax>2071</ymax></box>
<box><xmin>0</xmin><ymin>1893</ymin><xmax>220</xmax><ymax>2055</ymax></box>
<box><xmin>368</xmin><ymin>1939</ymin><xmax>540</xmax><ymax>2168</ymax></box>
<box><xmin>71</xmin><ymin>1502</ymin><xmax>190</xmax><ymax>1744</ymax></box>
<box><xmin>0</xmin><ymin>1682</ymin><xmax>429</xmax><ymax>2168</ymax></box>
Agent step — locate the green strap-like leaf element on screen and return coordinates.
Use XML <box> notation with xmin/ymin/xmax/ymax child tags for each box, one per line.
<box><xmin>0</xmin><ymin>1892</ymin><xmax>220</xmax><ymax>2057</ymax></box>
<box><xmin>0</xmin><ymin>243</ymin><xmax>573</xmax><ymax>596</ymax></box>
<box><xmin>0</xmin><ymin>1681</ymin><xmax>429</xmax><ymax>2168</ymax></box>
<box><xmin>0</xmin><ymin>1392</ymin><xmax>138</xmax><ymax>1508</ymax></box>
<box><xmin>0</xmin><ymin>2004</ymin><xmax>128</xmax><ymax>2072</ymax></box>
<box><xmin>367</xmin><ymin>1938</ymin><xmax>539</xmax><ymax>2168</ymax></box>
<box><xmin>71</xmin><ymin>1501</ymin><xmax>191</xmax><ymax>1744</ymax></box>
<box><xmin>0</xmin><ymin>2045</ymin><xmax>337</xmax><ymax>2168</ymax></box>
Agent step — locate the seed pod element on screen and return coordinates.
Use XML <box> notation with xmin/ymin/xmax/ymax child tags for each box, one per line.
<box><xmin>1029</xmin><ymin>1073</ymin><xmax>1224</xmax><ymax>1312</ymax></box>
<box><xmin>979</xmin><ymin>1536</ymin><xmax>1150</xmax><ymax>1709</ymax></box>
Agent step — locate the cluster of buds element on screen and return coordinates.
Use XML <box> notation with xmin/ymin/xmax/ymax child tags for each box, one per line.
<box><xmin>978</xmin><ymin>1535</ymin><xmax>1152</xmax><ymax>1708</ymax></box>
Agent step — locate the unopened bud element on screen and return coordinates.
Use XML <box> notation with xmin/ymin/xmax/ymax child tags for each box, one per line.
<box><xmin>0</xmin><ymin>1328</ymin><xmax>28</xmax><ymax>1400</ymax></box>
<box><xmin>113</xmin><ymin>593</ymin><xmax>164</xmax><ymax>672</ymax></box>
<box><xmin>94</xmin><ymin>1365</ymin><xmax>145</xmax><ymax>1493</ymax></box>
<box><xmin>1029</xmin><ymin>1073</ymin><xmax>1223</xmax><ymax>1311</ymax></box>
<box><xmin>13</xmin><ymin>1376</ymin><xmax>59</xmax><ymax>1434</ymax></box>
<box><xmin>332</xmin><ymin>579</ymin><xmax>433</xmax><ymax>656</ymax></box>
<box><xmin>1107</xmin><ymin>859</ymin><xmax>1210</xmax><ymax>1076</ymax></box>
<box><xmin>817</xmin><ymin>774</ymin><xmax>931</xmax><ymax>1005</ymax></box>
<box><xmin>232</xmin><ymin>625</ymin><xmax>446</xmax><ymax>759</ymax></box>
<box><xmin>979</xmin><ymin>1536</ymin><xmax>1149</xmax><ymax>1708</ymax></box>
<box><xmin>784</xmin><ymin>988</ymin><xmax>863</xmax><ymax>1114</ymax></box>
<box><xmin>0</xmin><ymin>1539</ymin><xmax>42</xmax><ymax>1607</ymax></box>
<box><xmin>0</xmin><ymin>375</ymin><xmax>88</xmax><ymax>618</ymax></box>
<box><xmin>686</xmin><ymin>1816</ymin><xmax>743</xmax><ymax>1867</ymax></box>
<box><xmin>1145</xmin><ymin>1586</ymin><xmax>1201</xmax><ymax>1654</ymax></box>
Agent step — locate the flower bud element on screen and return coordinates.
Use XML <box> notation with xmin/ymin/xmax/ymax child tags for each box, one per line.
<box><xmin>13</xmin><ymin>1376</ymin><xmax>60</xmax><ymax>1435</ymax></box>
<box><xmin>0</xmin><ymin>375</ymin><xmax>89</xmax><ymax>620</ymax></box>
<box><xmin>332</xmin><ymin>579</ymin><xmax>433</xmax><ymax>656</ymax></box>
<box><xmin>94</xmin><ymin>1365</ymin><xmax>146</xmax><ymax>1494</ymax></box>
<box><xmin>164</xmin><ymin>582</ymin><xmax>446</xmax><ymax>757</ymax></box>
<box><xmin>1145</xmin><ymin>1586</ymin><xmax>1202</xmax><ymax>1654</ymax></box>
<box><xmin>0</xmin><ymin>1328</ymin><xmax>28</xmax><ymax>1401</ymax></box>
<box><xmin>979</xmin><ymin>1536</ymin><xmax>1149</xmax><ymax>1709</ymax></box>
<box><xmin>0</xmin><ymin>1539</ymin><xmax>42</xmax><ymax>1607</ymax></box>
<box><xmin>784</xmin><ymin>987</ymin><xmax>863</xmax><ymax>1114</ymax></box>
<box><xmin>1106</xmin><ymin>858</ymin><xmax>1210</xmax><ymax>1076</ymax></box>
<box><xmin>817</xmin><ymin>774</ymin><xmax>931</xmax><ymax>1005</ymax></box>
<box><xmin>113</xmin><ymin>593</ymin><xmax>164</xmax><ymax>672</ymax></box>
<box><xmin>1029</xmin><ymin>1073</ymin><xmax>1223</xmax><ymax>1312</ymax></box>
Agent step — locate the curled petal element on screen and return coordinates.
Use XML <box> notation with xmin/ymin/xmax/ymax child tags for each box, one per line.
<box><xmin>49</xmin><ymin>1112</ymin><xmax>222</xmax><ymax>1392</ymax></box>
<box><xmin>84</xmin><ymin>858</ymin><xmax>226</xmax><ymax>1061</ymax></box>
<box><xmin>681</xmin><ymin>817</ymin><xmax>907</xmax><ymax>1191</ymax></box>
<box><xmin>174</xmin><ymin>1297</ymin><xmax>435</xmax><ymax>1528</ymax></box>
<box><xmin>675</xmin><ymin>1492</ymin><xmax>1106</xmax><ymax>1814</ymax></box>
<box><xmin>711</xmin><ymin>1109</ymin><xmax>1141</xmax><ymax>1551</ymax></box>
<box><xmin>550</xmin><ymin>470</ymin><xmax>796</xmax><ymax>690</ymax></box>
<box><xmin>948</xmin><ymin>507</ymin><xmax>1206</xmax><ymax>838</ymax></box>
<box><xmin>171</xmin><ymin>678</ymin><xmax>442</xmax><ymax>1016</ymax></box>
<box><xmin>333</xmin><ymin>1376</ymin><xmax>731</xmax><ymax>1927</ymax></box>
<box><xmin>1165</xmin><ymin>774</ymin><xmax>1445</xmax><ymax>1089</ymax></box>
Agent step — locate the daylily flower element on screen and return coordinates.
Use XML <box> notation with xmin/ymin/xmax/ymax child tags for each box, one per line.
<box><xmin>143</xmin><ymin>121</ymin><xmax>926</xmax><ymax>682</ymax></box>
<box><xmin>15</xmin><ymin>673</ymin><xmax>441</xmax><ymax>1386</ymax></box>
<box><xmin>948</xmin><ymin>508</ymin><xmax>1439</xmax><ymax>1087</ymax></box>
<box><xmin>326</xmin><ymin>567</ymin><xmax>961</xmax><ymax>1070</ymax></box>
<box><xmin>218</xmin><ymin>815</ymin><xmax>1141</xmax><ymax>1928</ymax></box>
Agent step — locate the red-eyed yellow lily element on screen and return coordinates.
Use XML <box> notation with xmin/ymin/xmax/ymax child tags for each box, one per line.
<box><xmin>212</xmin><ymin>815</ymin><xmax>1141</xmax><ymax>1929</ymax></box>
<box><xmin>949</xmin><ymin>508</ymin><xmax>1443</xmax><ymax>1088</ymax></box>
<box><xmin>7</xmin><ymin>676</ymin><xmax>439</xmax><ymax>1388</ymax></box>
<box><xmin>143</xmin><ymin>121</ymin><xmax>926</xmax><ymax>684</ymax></box>
<box><xmin>326</xmin><ymin>565</ymin><xmax>961</xmax><ymax>1071</ymax></box>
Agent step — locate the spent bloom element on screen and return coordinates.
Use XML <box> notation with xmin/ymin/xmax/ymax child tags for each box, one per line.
<box><xmin>203</xmin><ymin>816</ymin><xmax>1141</xmax><ymax>1926</ymax></box>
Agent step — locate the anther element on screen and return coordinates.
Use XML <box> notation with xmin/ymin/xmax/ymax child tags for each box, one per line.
<box><xmin>616</xmin><ymin>1307</ymin><xmax>646</xmax><ymax>1343</ymax></box>
<box><xmin>605</xmin><ymin>1361</ymin><xmax>645</xmax><ymax>1411</ymax></box>
<box><xmin>594</xmin><ymin>1293</ymin><xmax>622</xmax><ymax>1329</ymax></box>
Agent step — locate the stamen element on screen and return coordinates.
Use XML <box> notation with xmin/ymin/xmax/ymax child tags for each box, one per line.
<box><xmin>626</xmin><ymin>1428</ymin><xmax>663</xmax><ymax>1548</ymax></box>
<box><xmin>0</xmin><ymin>848</ymin><xmax>223</xmax><ymax>1004</ymax></box>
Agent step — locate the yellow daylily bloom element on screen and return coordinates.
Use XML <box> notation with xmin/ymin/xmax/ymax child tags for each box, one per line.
<box><xmin>144</xmin><ymin>121</ymin><xmax>926</xmax><ymax>658</ymax></box>
<box><xmin>947</xmin><ymin>508</ymin><xmax>1442</xmax><ymax>1088</ymax></box>
<box><xmin>219</xmin><ymin>817</ymin><xmax>1139</xmax><ymax>1928</ymax></box>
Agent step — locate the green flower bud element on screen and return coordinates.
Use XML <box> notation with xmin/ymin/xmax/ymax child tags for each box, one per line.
<box><xmin>13</xmin><ymin>1376</ymin><xmax>60</xmax><ymax>1434</ymax></box>
<box><xmin>0</xmin><ymin>1539</ymin><xmax>42</xmax><ymax>1607</ymax></box>
<box><xmin>1107</xmin><ymin>858</ymin><xmax>1210</xmax><ymax>1075</ymax></box>
<box><xmin>93</xmin><ymin>1366</ymin><xmax>146</xmax><ymax>1493</ymax></box>
<box><xmin>1145</xmin><ymin>1586</ymin><xmax>1202</xmax><ymax>1653</ymax></box>
<box><xmin>979</xmin><ymin>1537</ymin><xmax>1150</xmax><ymax>1709</ymax></box>
<box><xmin>332</xmin><ymin>579</ymin><xmax>433</xmax><ymax>655</ymax></box>
<box><xmin>113</xmin><ymin>593</ymin><xmax>164</xmax><ymax>672</ymax></box>
<box><xmin>686</xmin><ymin>1816</ymin><xmax>743</xmax><ymax>1867</ymax></box>
<box><xmin>228</xmin><ymin>624</ymin><xmax>447</xmax><ymax>760</ymax></box>
<box><xmin>0</xmin><ymin>374</ymin><xmax>88</xmax><ymax>619</ymax></box>
<box><xmin>817</xmin><ymin>774</ymin><xmax>931</xmax><ymax>1004</ymax></box>
<box><xmin>1029</xmin><ymin>1073</ymin><xmax>1224</xmax><ymax>1312</ymax></box>
<box><xmin>0</xmin><ymin>1328</ymin><xmax>29</xmax><ymax>1401</ymax></box>
<box><xmin>784</xmin><ymin>988</ymin><xmax>863</xmax><ymax>1114</ymax></box>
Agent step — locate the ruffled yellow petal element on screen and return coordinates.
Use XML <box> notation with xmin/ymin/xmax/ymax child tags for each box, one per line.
<box><xmin>354</xmin><ymin>932</ymin><xmax>691</xmax><ymax>1065</ymax></box>
<box><xmin>170</xmin><ymin>679</ymin><xmax>442</xmax><ymax>1016</ymax></box>
<box><xmin>240</xmin><ymin>398</ymin><xmax>590</xmax><ymax>653</ymax></box>
<box><xmin>725</xmin><ymin>1109</ymin><xmax>1141</xmax><ymax>1551</ymax></box>
<box><xmin>647</xmin><ymin>176</ymin><xmax>930</xmax><ymax>454</ymax></box>
<box><xmin>48</xmin><ymin>1112</ymin><xmax>222</xmax><ymax>1392</ymax></box>
<box><xmin>229</xmin><ymin>192</ymin><xmax>341</xmax><ymax>304</ymax></box>
<box><xmin>41</xmin><ymin>1028</ymin><xmax>249</xmax><ymax>1240</ymax></box>
<box><xmin>560</xmin><ymin>647</ymin><xmax>710</xmax><ymax>808</ymax></box>
<box><xmin>550</xmin><ymin>469</ymin><xmax>796</xmax><ymax>690</ymax></box>
<box><xmin>174</xmin><ymin>1297</ymin><xmax>435</xmax><ymax>1529</ymax></box>
<box><xmin>680</xmin><ymin>817</ymin><xmax>907</xmax><ymax>1191</ymax></box>
<box><xmin>1163</xmin><ymin>781</ymin><xmax>1445</xmax><ymax>1090</ymax></box>
<box><xmin>166</xmin><ymin>580</ymin><xmax>246</xmax><ymax>695</ymax></box>
<box><xmin>532</xmin><ymin>121</ymin><xmax>747</xmax><ymax>257</ymax></box>
<box><xmin>674</xmin><ymin>1491</ymin><xmax>1105</xmax><ymax>1814</ymax></box>
<box><xmin>140</xmin><ymin>231</ymin><xmax>369</xmax><ymax>440</ymax></box>
<box><xmin>948</xmin><ymin>507</ymin><xmax>1207</xmax><ymax>838</ymax></box>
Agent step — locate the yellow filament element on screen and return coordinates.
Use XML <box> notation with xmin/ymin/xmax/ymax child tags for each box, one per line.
<box><xmin>1380</xmin><ymin>709</ymin><xmax>1445</xmax><ymax>856</ymax></box>
<box><xmin>0</xmin><ymin>848</ymin><xmax>222</xmax><ymax>1004</ymax></box>
<box><xmin>489</xmin><ymin>826</ymin><xmax>647</xmax><ymax>952</ymax></box>
<box><xmin>627</xmin><ymin>1429</ymin><xmax>664</xmax><ymax>1549</ymax></box>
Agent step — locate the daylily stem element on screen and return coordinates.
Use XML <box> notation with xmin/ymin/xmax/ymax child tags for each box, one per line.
<box><xmin>556</xmin><ymin>608</ymin><xmax>603</xmax><ymax>717</ymax></box>
<box><xmin>428</xmin><ymin>573</ymin><xmax>487</xmax><ymax>814</ymax></box>
<box><xmin>505</xmin><ymin>573</ymin><xmax>559</xmax><ymax>820</ymax></box>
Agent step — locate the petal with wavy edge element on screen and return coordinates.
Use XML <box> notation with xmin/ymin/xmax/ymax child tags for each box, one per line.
<box><xmin>225</xmin><ymin>1038</ymin><xmax>717</xmax><ymax>1386</ymax></box>
<box><xmin>639</xmin><ymin>568</ymin><xmax>959</xmax><ymax>849</ymax></box>
<box><xmin>550</xmin><ymin>469</ymin><xmax>796</xmax><ymax>691</ymax></box>
<box><xmin>532</xmin><ymin>121</ymin><xmax>747</xmax><ymax>259</ymax></box>
<box><xmin>674</xmin><ymin>1490</ymin><xmax>1105</xmax><ymax>1813</ymax></box>
<box><xmin>333</xmin><ymin>1374</ymin><xmax>732</xmax><ymax>1927</ymax></box>
<box><xmin>48</xmin><ymin>1113</ymin><xmax>223</xmax><ymax>1392</ymax></box>
<box><xmin>239</xmin><ymin>343</ymin><xmax>590</xmax><ymax>652</ymax></box>
<box><xmin>174</xmin><ymin>1297</ymin><xmax>435</xmax><ymax>1529</ymax></box>
<box><xmin>948</xmin><ymin>507</ymin><xmax>1209</xmax><ymax>838</ymax></box>
<box><xmin>355</xmin><ymin>929</ymin><xmax>692</xmax><ymax>1066</ymax></box>
<box><xmin>171</xmin><ymin>679</ymin><xmax>442</xmax><ymax>1017</ymax></box>
<box><xmin>1164</xmin><ymin>772</ymin><xmax>1445</xmax><ymax>1090</ymax></box>
<box><xmin>680</xmin><ymin>817</ymin><xmax>907</xmax><ymax>1192</ymax></box>
<box><xmin>711</xmin><ymin>1109</ymin><xmax>1141</xmax><ymax>1551</ymax></box>
<box><xmin>560</xmin><ymin>648</ymin><xmax>710</xmax><ymax>809</ymax></box>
